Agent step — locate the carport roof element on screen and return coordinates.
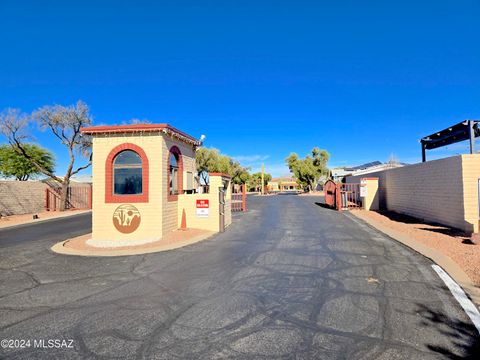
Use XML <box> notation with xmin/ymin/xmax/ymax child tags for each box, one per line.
<box><xmin>420</xmin><ymin>120</ymin><xmax>480</xmax><ymax>150</ymax></box>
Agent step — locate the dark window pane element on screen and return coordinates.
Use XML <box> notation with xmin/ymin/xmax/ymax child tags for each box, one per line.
<box><xmin>170</xmin><ymin>168</ymin><xmax>178</xmax><ymax>195</ymax></box>
<box><xmin>114</xmin><ymin>150</ymin><xmax>142</xmax><ymax>166</ymax></box>
<box><xmin>170</xmin><ymin>153</ymin><xmax>178</xmax><ymax>167</ymax></box>
<box><xmin>114</xmin><ymin>168</ymin><xmax>143</xmax><ymax>195</ymax></box>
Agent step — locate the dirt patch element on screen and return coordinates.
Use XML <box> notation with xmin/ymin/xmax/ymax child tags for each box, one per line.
<box><xmin>352</xmin><ymin>210</ymin><xmax>480</xmax><ymax>286</ymax></box>
<box><xmin>0</xmin><ymin>210</ymin><xmax>90</xmax><ymax>229</ymax></box>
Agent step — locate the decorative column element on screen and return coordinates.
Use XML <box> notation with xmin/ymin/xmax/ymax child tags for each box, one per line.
<box><xmin>360</xmin><ymin>178</ymin><xmax>379</xmax><ymax>211</ymax></box>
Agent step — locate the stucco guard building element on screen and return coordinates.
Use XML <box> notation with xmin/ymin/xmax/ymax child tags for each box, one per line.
<box><xmin>81</xmin><ymin>124</ymin><xmax>232</xmax><ymax>246</ymax></box>
<box><xmin>268</xmin><ymin>177</ymin><xmax>301</xmax><ymax>192</ymax></box>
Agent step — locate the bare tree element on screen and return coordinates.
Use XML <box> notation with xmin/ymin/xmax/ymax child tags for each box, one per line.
<box><xmin>387</xmin><ymin>153</ymin><xmax>399</xmax><ymax>167</ymax></box>
<box><xmin>0</xmin><ymin>101</ymin><xmax>93</xmax><ymax>211</ymax></box>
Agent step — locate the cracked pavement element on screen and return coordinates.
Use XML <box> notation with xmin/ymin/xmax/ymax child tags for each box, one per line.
<box><xmin>0</xmin><ymin>195</ymin><xmax>478</xmax><ymax>359</ymax></box>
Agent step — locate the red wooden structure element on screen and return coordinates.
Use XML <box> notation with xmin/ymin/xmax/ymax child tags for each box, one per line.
<box><xmin>324</xmin><ymin>180</ymin><xmax>337</xmax><ymax>208</ymax></box>
<box><xmin>231</xmin><ymin>184</ymin><xmax>248</xmax><ymax>212</ymax></box>
<box><xmin>323</xmin><ymin>180</ymin><xmax>362</xmax><ymax>210</ymax></box>
<box><xmin>45</xmin><ymin>185</ymin><xmax>92</xmax><ymax>211</ymax></box>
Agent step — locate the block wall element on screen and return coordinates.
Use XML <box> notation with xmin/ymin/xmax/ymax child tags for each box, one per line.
<box><xmin>177</xmin><ymin>175</ymin><xmax>232</xmax><ymax>232</ymax></box>
<box><xmin>346</xmin><ymin>171</ymin><xmax>388</xmax><ymax>208</ymax></box>
<box><xmin>461</xmin><ymin>155</ymin><xmax>480</xmax><ymax>233</ymax></box>
<box><xmin>347</xmin><ymin>155</ymin><xmax>480</xmax><ymax>233</ymax></box>
<box><xmin>0</xmin><ymin>181</ymin><xmax>47</xmax><ymax>215</ymax></box>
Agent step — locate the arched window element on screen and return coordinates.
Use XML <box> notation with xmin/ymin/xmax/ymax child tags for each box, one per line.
<box><xmin>169</xmin><ymin>152</ymin><xmax>178</xmax><ymax>195</ymax></box>
<box><xmin>167</xmin><ymin>146</ymin><xmax>183</xmax><ymax>201</ymax></box>
<box><xmin>105</xmin><ymin>143</ymin><xmax>149</xmax><ymax>203</ymax></box>
<box><xmin>114</xmin><ymin>150</ymin><xmax>143</xmax><ymax>195</ymax></box>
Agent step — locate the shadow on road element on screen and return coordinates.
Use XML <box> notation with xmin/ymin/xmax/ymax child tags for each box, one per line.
<box><xmin>314</xmin><ymin>202</ymin><xmax>336</xmax><ymax>211</ymax></box>
<box><xmin>417</xmin><ymin>303</ymin><xmax>479</xmax><ymax>359</ymax></box>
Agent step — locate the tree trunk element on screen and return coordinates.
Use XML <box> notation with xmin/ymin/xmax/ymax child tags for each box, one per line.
<box><xmin>59</xmin><ymin>179</ymin><xmax>70</xmax><ymax>211</ymax></box>
<box><xmin>201</xmin><ymin>172</ymin><xmax>209</xmax><ymax>185</ymax></box>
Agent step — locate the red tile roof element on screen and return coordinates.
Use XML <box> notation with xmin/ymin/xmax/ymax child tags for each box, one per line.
<box><xmin>80</xmin><ymin>124</ymin><xmax>201</xmax><ymax>146</ymax></box>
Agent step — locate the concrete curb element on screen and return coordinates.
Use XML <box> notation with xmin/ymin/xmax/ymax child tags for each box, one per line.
<box><xmin>0</xmin><ymin>211</ymin><xmax>91</xmax><ymax>231</ymax></box>
<box><xmin>349</xmin><ymin>211</ymin><xmax>480</xmax><ymax>306</ymax></box>
<box><xmin>51</xmin><ymin>230</ymin><xmax>216</xmax><ymax>257</ymax></box>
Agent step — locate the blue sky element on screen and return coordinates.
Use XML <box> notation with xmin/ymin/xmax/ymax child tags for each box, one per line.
<box><xmin>1</xmin><ymin>0</ymin><xmax>479</xmax><ymax>177</ymax></box>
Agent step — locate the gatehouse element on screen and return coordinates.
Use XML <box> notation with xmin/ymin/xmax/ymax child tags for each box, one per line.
<box><xmin>80</xmin><ymin>124</ymin><xmax>232</xmax><ymax>246</ymax></box>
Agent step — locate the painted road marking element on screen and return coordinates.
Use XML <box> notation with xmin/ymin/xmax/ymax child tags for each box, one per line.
<box><xmin>431</xmin><ymin>264</ymin><xmax>480</xmax><ymax>334</ymax></box>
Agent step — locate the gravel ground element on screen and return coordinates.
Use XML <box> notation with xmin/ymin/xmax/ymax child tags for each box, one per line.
<box><xmin>352</xmin><ymin>210</ymin><xmax>480</xmax><ymax>286</ymax></box>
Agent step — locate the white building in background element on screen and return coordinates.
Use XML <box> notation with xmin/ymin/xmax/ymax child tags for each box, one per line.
<box><xmin>331</xmin><ymin>168</ymin><xmax>354</xmax><ymax>182</ymax></box>
<box><xmin>333</xmin><ymin>160</ymin><xmax>406</xmax><ymax>182</ymax></box>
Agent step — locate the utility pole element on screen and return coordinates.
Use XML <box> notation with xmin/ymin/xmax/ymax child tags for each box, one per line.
<box><xmin>261</xmin><ymin>163</ymin><xmax>265</xmax><ymax>195</ymax></box>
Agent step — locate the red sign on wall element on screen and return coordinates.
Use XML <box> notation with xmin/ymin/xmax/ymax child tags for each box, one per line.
<box><xmin>196</xmin><ymin>199</ymin><xmax>209</xmax><ymax>208</ymax></box>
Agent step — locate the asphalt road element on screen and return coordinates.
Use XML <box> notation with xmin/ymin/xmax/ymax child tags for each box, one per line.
<box><xmin>0</xmin><ymin>213</ymin><xmax>92</xmax><ymax>247</ymax></box>
<box><xmin>0</xmin><ymin>195</ymin><xmax>478</xmax><ymax>359</ymax></box>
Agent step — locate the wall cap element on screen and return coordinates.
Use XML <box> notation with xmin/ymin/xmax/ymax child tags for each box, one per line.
<box><xmin>209</xmin><ymin>172</ymin><xmax>231</xmax><ymax>178</ymax></box>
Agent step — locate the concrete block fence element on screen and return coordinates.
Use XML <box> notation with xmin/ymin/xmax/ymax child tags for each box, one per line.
<box><xmin>347</xmin><ymin>155</ymin><xmax>480</xmax><ymax>233</ymax></box>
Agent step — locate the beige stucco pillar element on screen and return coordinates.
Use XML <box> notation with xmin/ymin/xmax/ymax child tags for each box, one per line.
<box><xmin>361</xmin><ymin>178</ymin><xmax>379</xmax><ymax>211</ymax></box>
<box><xmin>209</xmin><ymin>174</ymin><xmax>232</xmax><ymax>229</ymax></box>
<box><xmin>176</xmin><ymin>173</ymin><xmax>232</xmax><ymax>233</ymax></box>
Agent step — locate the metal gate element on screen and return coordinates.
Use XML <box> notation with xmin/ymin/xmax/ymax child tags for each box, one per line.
<box><xmin>339</xmin><ymin>183</ymin><xmax>362</xmax><ymax>210</ymax></box>
<box><xmin>219</xmin><ymin>188</ymin><xmax>225</xmax><ymax>232</ymax></box>
<box><xmin>323</xmin><ymin>180</ymin><xmax>362</xmax><ymax>210</ymax></box>
<box><xmin>231</xmin><ymin>184</ymin><xmax>247</xmax><ymax>212</ymax></box>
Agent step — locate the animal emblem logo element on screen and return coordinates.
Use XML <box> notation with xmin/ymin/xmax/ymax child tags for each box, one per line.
<box><xmin>112</xmin><ymin>204</ymin><xmax>141</xmax><ymax>234</ymax></box>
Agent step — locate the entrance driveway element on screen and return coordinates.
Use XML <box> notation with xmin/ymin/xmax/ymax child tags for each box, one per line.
<box><xmin>0</xmin><ymin>196</ymin><xmax>478</xmax><ymax>359</ymax></box>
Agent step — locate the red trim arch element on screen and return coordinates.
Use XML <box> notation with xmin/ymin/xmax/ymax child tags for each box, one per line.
<box><xmin>105</xmin><ymin>143</ymin><xmax>149</xmax><ymax>203</ymax></box>
<box><xmin>167</xmin><ymin>145</ymin><xmax>183</xmax><ymax>202</ymax></box>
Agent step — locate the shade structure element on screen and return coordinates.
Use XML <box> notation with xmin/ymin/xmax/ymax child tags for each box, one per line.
<box><xmin>420</xmin><ymin>120</ymin><xmax>480</xmax><ymax>162</ymax></box>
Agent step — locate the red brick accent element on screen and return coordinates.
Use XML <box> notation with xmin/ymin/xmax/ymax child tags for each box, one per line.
<box><xmin>84</xmin><ymin>124</ymin><xmax>169</xmax><ymax>133</ymax></box>
<box><xmin>167</xmin><ymin>145</ymin><xmax>183</xmax><ymax>202</ymax></box>
<box><xmin>105</xmin><ymin>143</ymin><xmax>149</xmax><ymax>203</ymax></box>
<box><xmin>208</xmin><ymin>172</ymin><xmax>232</xmax><ymax>178</ymax></box>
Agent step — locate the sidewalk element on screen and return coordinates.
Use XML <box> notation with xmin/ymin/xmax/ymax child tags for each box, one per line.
<box><xmin>0</xmin><ymin>210</ymin><xmax>91</xmax><ymax>230</ymax></box>
<box><xmin>52</xmin><ymin>228</ymin><xmax>215</xmax><ymax>256</ymax></box>
<box><xmin>350</xmin><ymin>210</ymin><xmax>480</xmax><ymax>306</ymax></box>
